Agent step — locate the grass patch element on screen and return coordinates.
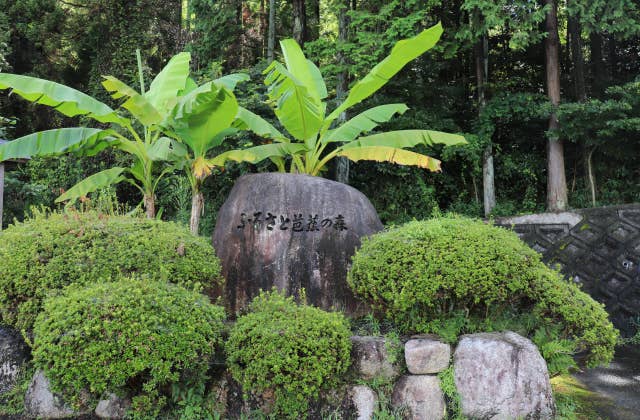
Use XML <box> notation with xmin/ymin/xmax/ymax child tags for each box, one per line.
<box><xmin>552</xmin><ymin>375</ymin><xmax>611</xmax><ymax>420</ymax></box>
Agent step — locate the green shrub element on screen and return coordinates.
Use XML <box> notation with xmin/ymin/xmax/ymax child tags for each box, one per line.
<box><xmin>0</xmin><ymin>210</ymin><xmax>223</xmax><ymax>332</ymax></box>
<box><xmin>347</xmin><ymin>217</ymin><xmax>618</xmax><ymax>367</ymax></box>
<box><xmin>226</xmin><ymin>290</ymin><xmax>352</xmax><ymax>418</ymax></box>
<box><xmin>32</xmin><ymin>277</ymin><xmax>226</xmax><ymax>414</ymax></box>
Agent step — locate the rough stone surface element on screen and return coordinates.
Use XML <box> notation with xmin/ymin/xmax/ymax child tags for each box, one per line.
<box><xmin>454</xmin><ymin>331</ymin><xmax>555</xmax><ymax>419</ymax></box>
<box><xmin>95</xmin><ymin>393</ymin><xmax>130</xmax><ymax>419</ymax></box>
<box><xmin>351</xmin><ymin>336</ymin><xmax>399</xmax><ymax>380</ymax></box>
<box><xmin>496</xmin><ymin>203</ymin><xmax>640</xmax><ymax>336</ymax></box>
<box><xmin>404</xmin><ymin>338</ymin><xmax>450</xmax><ymax>374</ymax></box>
<box><xmin>350</xmin><ymin>385</ymin><xmax>377</xmax><ymax>420</ymax></box>
<box><xmin>0</xmin><ymin>325</ymin><xmax>29</xmax><ymax>399</ymax></box>
<box><xmin>24</xmin><ymin>370</ymin><xmax>77</xmax><ymax>418</ymax></box>
<box><xmin>392</xmin><ymin>375</ymin><xmax>446</xmax><ymax>420</ymax></box>
<box><xmin>213</xmin><ymin>173</ymin><xmax>383</xmax><ymax>315</ymax></box>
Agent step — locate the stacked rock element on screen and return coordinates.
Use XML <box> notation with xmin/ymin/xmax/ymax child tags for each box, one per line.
<box><xmin>392</xmin><ymin>336</ymin><xmax>449</xmax><ymax>420</ymax></box>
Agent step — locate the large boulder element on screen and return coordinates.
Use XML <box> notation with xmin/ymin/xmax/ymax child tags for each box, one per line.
<box><xmin>213</xmin><ymin>173</ymin><xmax>383</xmax><ymax>314</ymax></box>
<box><xmin>24</xmin><ymin>370</ymin><xmax>82</xmax><ymax>418</ymax></box>
<box><xmin>391</xmin><ymin>375</ymin><xmax>446</xmax><ymax>420</ymax></box>
<box><xmin>453</xmin><ymin>331</ymin><xmax>555</xmax><ymax>419</ymax></box>
<box><xmin>0</xmin><ymin>325</ymin><xmax>29</xmax><ymax>400</ymax></box>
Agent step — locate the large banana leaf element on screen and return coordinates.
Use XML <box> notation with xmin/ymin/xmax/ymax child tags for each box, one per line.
<box><xmin>0</xmin><ymin>128</ymin><xmax>114</xmax><ymax>161</ymax></box>
<box><xmin>55</xmin><ymin>167</ymin><xmax>127</xmax><ymax>203</ymax></box>
<box><xmin>214</xmin><ymin>73</ymin><xmax>250</xmax><ymax>90</ymax></box>
<box><xmin>337</xmin><ymin>146</ymin><xmax>441</xmax><ymax>171</ymax></box>
<box><xmin>0</xmin><ymin>74</ymin><xmax>124</xmax><ymax>125</ymax></box>
<box><xmin>263</xmin><ymin>61</ymin><xmax>324</xmax><ymax>143</ymax></box>
<box><xmin>170</xmin><ymin>83</ymin><xmax>238</xmax><ymax>156</ymax></box>
<box><xmin>340</xmin><ymin>129</ymin><xmax>466</xmax><ymax>150</ymax></box>
<box><xmin>145</xmin><ymin>52</ymin><xmax>191</xmax><ymax>115</ymax></box>
<box><xmin>322</xmin><ymin>104</ymin><xmax>409</xmax><ymax>143</ymax></box>
<box><xmin>326</xmin><ymin>23</ymin><xmax>443</xmax><ymax>125</ymax></box>
<box><xmin>280</xmin><ymin>39</ymin><xmax>327</xmax><ymax>103</ymax></box>
<box><xmin>233</xmin><ymin>107</ymin><xmax>288</xmax><ymax>142</ymax></box>
<box><xmin>102</xmin><ymin>76</ymin><xmax>162</xmax><ymax>126</ymax></box>
<box><xmin>209</xmin><ymin>143</ymin><xmax>307</xmax><ymax>166</ymax></box>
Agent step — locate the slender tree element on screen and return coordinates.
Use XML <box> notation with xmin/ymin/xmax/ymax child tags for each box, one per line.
<box><xmin>543</xmin><ymin>0</ymin><xmax>568</xmax><ymax>211</ymax></box>
<box><xmin>292</xmin><ymin>0</ymin><xmax>307</xmax><ymax>46</ymax></box>
<box><xmin>335</xmin><ymin>0</ymin><xmax>351</xmax><ymax>184</ymax></box>
<box><xmin>267</xmin><ymin>0</ymin><xmax>276</xmax><ymax>61</ymax></box>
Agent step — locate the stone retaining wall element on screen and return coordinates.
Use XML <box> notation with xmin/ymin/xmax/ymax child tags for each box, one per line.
<box><xmin>1</xmin><ymin>327</ymin><xmax>554</xmax><ymax>419</ymax></box>
<box><xmin>496</xmin><ymin>204</ymin><xmax>640</xmax><ymax>336</ymax></box>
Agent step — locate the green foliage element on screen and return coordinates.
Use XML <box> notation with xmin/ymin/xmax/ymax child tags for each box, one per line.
<box><xmin>32</xmin><ymin>277</ymin><xmax>226</xmax><ymax>414</ymax></box>
<box><xmin>348</xmin><ymin>216</ymin><xmax>618</xmax><ymax>366</ymax></box>
<box><xmin>0</xmin><ymin>52</ymin><xmax>193</xmax><ymax>216</ymax></box>
<box><xmin>0</xmin><ymin>210</ymin><xmax>223</xmax><ymax>332</ymax></box>
<box><xmin>250</xmin><ymin>25</ymin><xmax>465</xmax><ymax>176</ymax></box>
<box><xmin>0</xmin><ymin>9</ymin><xmax>10</xmax><ymax>72</ymax></box>
<box><xmin>226</xmin><ymin>290</ymin><xmax>352</xmax><ymax>419</ymax></box>
<box><xmin>169</xmin><ymin>377</ymin><xmax>222</xmax><ymax>420</ymax></box>
<box><xmin>455</xmin><ymin>0</ymin><xmax>548</xmax><ymax>52</ymax></box>
<box><xmin>532</xmin><ymin>326</ymin><xmax>578</xmax><ymax>376</ymax></box>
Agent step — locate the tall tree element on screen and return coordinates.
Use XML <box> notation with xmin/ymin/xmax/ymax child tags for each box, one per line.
<box><xmin>267</xmin><ymin>0</ymin><xmax>276</xmax><ymax>61</ymax></box>
<box><xmin>335</xmin><ymin>0</ymin><xmax>351</xmax><ymax>184</ymax></box>
<box><xmin>543</xmin><ymin>0</ymin><xmax>568</xmax><ymax>211</ymax></box>
<box><xmin>457</xmin><ymin>0</ymin><xmax>547</xmax><ymax>216</ymax></box>
<box><xmin>292</xmin><ymin>0</ymin><xmax>307</xmax><ymax>46</ymax></box>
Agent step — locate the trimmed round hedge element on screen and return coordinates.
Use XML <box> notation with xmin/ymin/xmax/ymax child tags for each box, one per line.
<box><xmin>226</xmin><ymin>290</ymin><xmax>352</xmax><ymax>418</ymax></box>
<box><xmin>32</xmin><ymin>277</ymin><xmax>226</xmax><ymax>414</ymax></box>
<box><xmin>347</xmin><ymin>217</ymin><xmax>618</xmax><ymax>366</ymax></box>
<box><xmin>0</xmin><ymin>211</ymin><xmax>223</xmax><ymax>332</ymax></box>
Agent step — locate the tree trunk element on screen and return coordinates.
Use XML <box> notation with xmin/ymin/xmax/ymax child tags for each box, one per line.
<box><xmin>335</xmin><ymin>0</ymin><xmax>350</xmax><ymax>184</ymax></box>
<box><xmin>475</xmin><ymin>31</ymin><xmax>495</xmax><ymax>217</ymax></box>
<box><xmin>143</xmin><ymin>193</ymin><xmax>156</xmax><ymax>219</ymax></box>
<box><xmin>259</xmin><ymin>0</ymin><xmax>267</xmax><ymax>56</ymax></box>
<box><xmin>183</xmin><ymin>0</ymin><xmax>191</xmax><ymax>30</ymax></box>
<box><xmin>190</xmin><ymin>190</ymin><xmax>204</xmax><ymax>235</ymax></box>
<box><xmin>267</xmin><ymin>0</ymin><xmax>276</xmax><ymax>61</ymax></box>
<box><xmin>587</xmin><ymin>147</ymin><xmax>597</xmax><ymax>206</ymax></box>
<box><xmin>590</xmin><ymin>32</ymin><xmax>606</xmax><ymax>97</ymax></box>
<box><xmin>292</xmin><ymin>0</ymin><xmax>307</xmax><ymax>46</ymax></box>
<box><xmin>544</xmin><ymin>0</ymin><xmax>568</xmax><ymax>212</ymax></box>
<box><xmin>308</xmin><ymin>0</ymin><xmax>320</xmax><ymax>42</ymax></box>
<box><xmin>569</xmin><ymin>14</ymin><xmax>597</xmax><ymax>206</ymax></box>
<box><xmin>568</xmin><ymin>15</ymin><xmax>587</xmax><ymax>102</ymax></box>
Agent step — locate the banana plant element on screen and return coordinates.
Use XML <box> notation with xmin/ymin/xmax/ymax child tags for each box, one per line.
<box><xmin>0</xmin><ymin>51</ymin><xmax>192</xmax><ymax>218</ymax></box>
<box><xmin>161</xmin><ymin>76</ymin><xmax>307</xmax><ymax>234</ymax></box>
<box><xmin>235</xmin><ymin>22</ymin><xmax>466</xmax><ymax>175</ymax></box>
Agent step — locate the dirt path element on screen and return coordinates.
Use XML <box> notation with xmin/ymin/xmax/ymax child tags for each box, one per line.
<box><xmin>573</xmin><ymin>346</ymin><xmax>640</xmax><ymax>419</ymax></box>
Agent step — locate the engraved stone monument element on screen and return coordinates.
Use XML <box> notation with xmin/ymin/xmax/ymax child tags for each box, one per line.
<box><xmin>213</xmin><ymin>173</ymin><xmax>383</xmax><ymax>315</ymax></box>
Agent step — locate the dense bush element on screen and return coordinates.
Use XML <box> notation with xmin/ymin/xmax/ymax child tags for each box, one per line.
<box><xmin>0</xmin><ymin>210</ymin><xmax>223</xmax><ymax>333</ymax></box>
<box><xmin>347</xmin><ymin>217</ymin><xmax>618</xmax><ymax>367</ymax></box>
<box><xmin>32</xmin><ymin>277</ymin><xmax>226</xmax><ymax>415</ymax></box>
<box><xmin>226</xmin><ymin>290</ymin><xmax>352</xmax><ymax>418</ymax></box>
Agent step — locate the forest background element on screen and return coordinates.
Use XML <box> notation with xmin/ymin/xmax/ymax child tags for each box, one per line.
<box><xmin>1</xmin><ymin>0</ymin><xmax>639</xmax><ymax>236</ymax></box>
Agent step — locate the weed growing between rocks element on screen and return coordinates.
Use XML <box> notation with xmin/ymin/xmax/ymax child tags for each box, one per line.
<box><xmin>437</xmin><ymin>366</ymin><xmax>463</xmax><ymax>420</ymax></box>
